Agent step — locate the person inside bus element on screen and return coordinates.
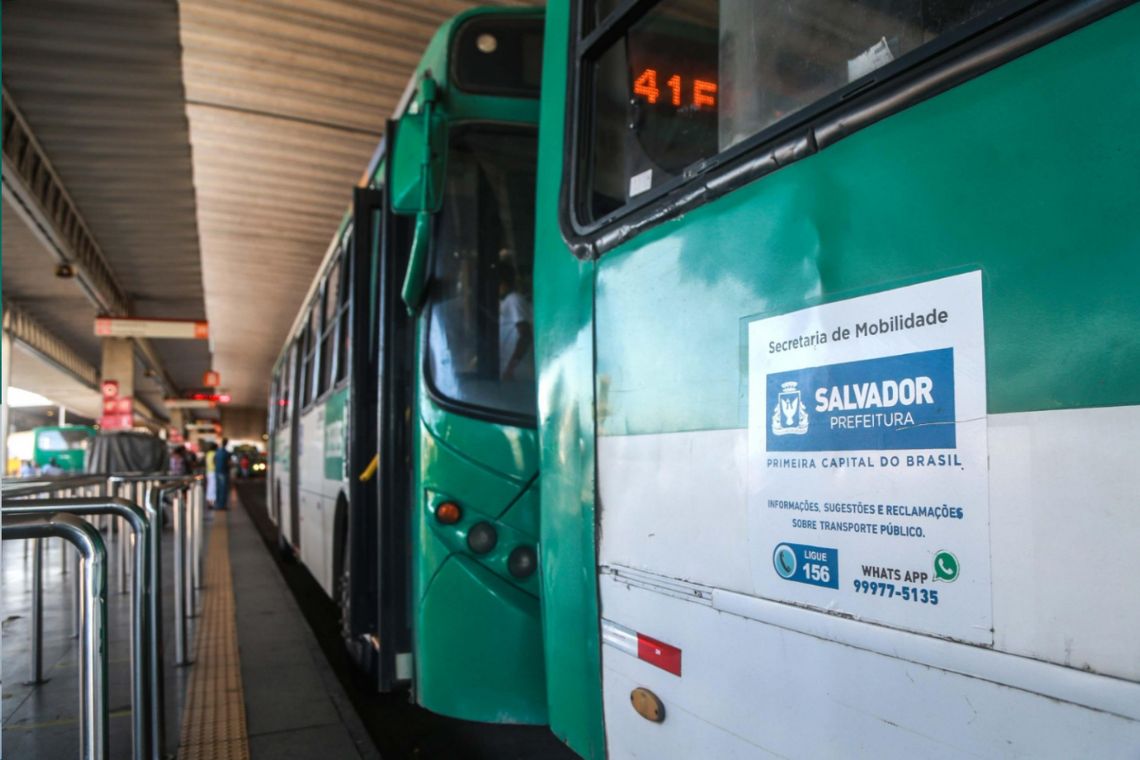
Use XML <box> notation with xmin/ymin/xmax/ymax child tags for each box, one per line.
<box><xmin>498</xmin><ymin>263</ymin><xmax>534</xmax><ymax>382</ymax></box>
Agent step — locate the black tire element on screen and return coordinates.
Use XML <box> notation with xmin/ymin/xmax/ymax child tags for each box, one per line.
<box><xmin>277</xmin><ymin>530</ymin><xmax>295</xmax><ymax>561</ymax></box>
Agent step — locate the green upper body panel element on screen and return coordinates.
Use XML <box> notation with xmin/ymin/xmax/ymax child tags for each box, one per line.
<box><xmin>594</xmin><ymin>6</ymin><xmax>1140</xmax><ymax>438</ymax></box>
<box><xmin>532</xmin><ymin>2</ymin><xmax>607</xmax><ymax>757</ymax></box>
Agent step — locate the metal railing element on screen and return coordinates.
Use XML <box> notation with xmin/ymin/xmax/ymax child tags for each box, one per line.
<box><xmin>108</xmin><ymin>473</ymin><xmax>205</xmax><ymax>757</ymax></box>
<box><xmin>2</xmin><ymin>471</ymin><xmax>206</xmax><ymax>760</ymax></box>
<box><xmin>5</xmin><ymin>497</ymin><xmax>152</xmax><ymax>759</ymax></box>
<box><xmin>2</xmin><ymin>513</ymin><xmax>108</xmax><ymax>760</ymax></box>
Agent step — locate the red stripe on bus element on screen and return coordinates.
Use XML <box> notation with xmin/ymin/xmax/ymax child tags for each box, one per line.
<box><xmin>636</xmin><ymin>633</ymin><xmax>682</xmax><ymax>676</ymax></box>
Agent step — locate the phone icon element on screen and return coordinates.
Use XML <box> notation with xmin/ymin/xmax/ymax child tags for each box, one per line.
<box><xmin>933</xmin><ymin>550</ymin><xmax>959</xmax><ymax>582</ymax></box>
<box><xmin>773</xmin><ymin>544</ymin><xmax>797</xmax><ymax>579</ymax></box>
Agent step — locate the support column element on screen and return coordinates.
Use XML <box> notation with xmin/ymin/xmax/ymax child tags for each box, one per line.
<box><xmin>101</xmin><ymin>337</ymin><xmax>135</xmax><ymax>427</ymax></box>
<box><xmin>169</xmin><ymin>409</ymin><xmax>185</xmax><ymax>439</ymax></box>
<box><xmin>101</xmin><ymin>338</ymin><xmax>134</xmax><ymax>396</ymax></box>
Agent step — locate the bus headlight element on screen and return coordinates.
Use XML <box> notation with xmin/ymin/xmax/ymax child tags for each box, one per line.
<box><xmin>507</xmin><ymin>546</ymin><xmax>536</xmax><ymax>578</ymax></box>
<box><xmin>466</xmin><ymin>522</ymin><xmax>497</xmax><ymax>554</ymax></box>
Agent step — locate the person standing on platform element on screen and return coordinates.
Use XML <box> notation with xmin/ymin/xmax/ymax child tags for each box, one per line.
<box><xmin>169</xmin><ymin>447</ymin><xmax>187</xmax><ymax>476</ymax></box>
<box><xmin>205</xmin><ymin>442</ymin><xmax>217</xmax><ymax>508</ymax></box>
<box><xmin>214</xmin><ymin>438</ymin><xmax>231</xmax><ymax>510</ymax></box>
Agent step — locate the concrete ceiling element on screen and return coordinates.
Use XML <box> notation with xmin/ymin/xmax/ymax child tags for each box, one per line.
<box><xmin>2</xmin><ymin>0</ymin><xmax>208</xmax><ymax>418</ymax></box>
<box><xmin>4</xmin><ymin>0</ymin><xmax>537</xmax><ymax>425</ymax></box>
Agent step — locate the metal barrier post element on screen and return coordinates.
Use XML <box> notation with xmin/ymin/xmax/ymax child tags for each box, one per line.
<box><xmin>28</xmin><ymin>537</ymin><xmax>46</xmax><ymax>684</ymax></box>
<box><xmin>173</xmin><ymin>487</ymin><xmax>189</xmax><ymax>665</ymax></box>
<box><xmin>192</xmin><ymin>481</ymin><xmax>202</xmax><ymax>613</ymax></box>
<box><xmin>6</xmin><ymin>497</ymin><xmax>153</xmax><ymax>760</ymax></box>
<box><xmin>115</xmin><ymin>484</ymin><xmax>132</xmax><ymax>595</ymax></box>
<box><xmin>3</xmin><ymin>513</ymin><xmax>109</xmax><ymax>760</ymax></box>
<box><xmin>188</xmin><ymin>485</ymin><xmax>200</xmax><ymax>617</ymax></box>
<box><xmin>74</xmin><ymin>548</ymin><xmax>82</xmax><ymax>639</ymax></box>
<box><xmin>186</xmin><ymin>486</ymin><xmax>196</xmax><ymax>618</ymax></box>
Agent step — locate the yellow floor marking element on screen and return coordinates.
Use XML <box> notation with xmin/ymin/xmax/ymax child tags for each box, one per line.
<box><xmin>177</xmin><ymin>511</ymin><xmax>250</xmax><ymax>760</ymax></box>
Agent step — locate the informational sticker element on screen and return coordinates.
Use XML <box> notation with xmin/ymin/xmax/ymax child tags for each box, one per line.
<box><xmin>747</xmin><ymin>272</ymin><xmax>991</xmax><ymax>644</ymax></box>
<box><xmin>629</xmin><ymin>169</ymin><xmax>653</xmax><ymax>197</ymax></box>
<box><xmin>847</xmin><ymin>36</ymin><xmax>895</xmax><ymax>82</ymax></box>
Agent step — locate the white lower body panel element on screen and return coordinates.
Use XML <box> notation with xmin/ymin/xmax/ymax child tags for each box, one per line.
<box><xmin>597</xmin><ymin>406</ymin><xmax>1140</xmax><ymax>757</ymax></box>
<box><xmin>600</xmin><ymin>576</ymin><xmax>1140</xmax><ymax>759</ymax></box>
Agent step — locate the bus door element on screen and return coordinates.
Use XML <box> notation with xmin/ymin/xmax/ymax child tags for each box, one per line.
<box><xmin>344</xmin><ymin>178</ymin><xmax>414</xmax><ymax>689</ymax></box>
<box><xmin>288</xmin><ymin>336</ymin><xmax>303</xmax><ymax>552</ymax></box>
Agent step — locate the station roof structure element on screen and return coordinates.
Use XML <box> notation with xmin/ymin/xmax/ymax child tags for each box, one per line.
<box><xmin>2</xmin><ymin>0</ymin><xmax>534</xmax><ymax>431</ymax></box>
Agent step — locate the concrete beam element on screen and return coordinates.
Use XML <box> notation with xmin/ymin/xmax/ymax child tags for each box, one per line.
<box><xmin>3</xmin><ymin>302</ymin><xmax>99</xmax><ymax>389</ymax></box>
<box><xmin>2</xmin><ymin>88</ymin><xmax>129</xmax><ymax>316</ymax></box>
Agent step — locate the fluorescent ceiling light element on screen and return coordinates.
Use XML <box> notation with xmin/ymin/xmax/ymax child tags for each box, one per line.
<box><xmin>7</xmin><ymin>387</ymin><xmax>54</xmax><ymax>407</ymax></box>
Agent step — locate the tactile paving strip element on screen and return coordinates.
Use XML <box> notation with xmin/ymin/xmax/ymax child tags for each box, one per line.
<box><xmin>177</xmin><ymin>512</ymin><xmax>250</xmax><ymax>760</ymax></box>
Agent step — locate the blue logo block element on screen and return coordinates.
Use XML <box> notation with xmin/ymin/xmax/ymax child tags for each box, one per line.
<box><xmin>773</xmin><ymin>542</ymin><xmax>839</xmax><ymax>588</ymax></box>
<box><xmin>766</xmin><ymin>348</ymin><xmax>956</xmax><ymax>452</ymax></box>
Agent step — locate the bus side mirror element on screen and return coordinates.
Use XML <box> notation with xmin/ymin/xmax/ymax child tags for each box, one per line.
<box><xmin>390</xmin><ymin>77</ymin><xmax>445</xmax><ymax>215</ymax></box>
<box><xmin>401</xmin><ymin>211</ymin><xmax>431</xmax><ymax>315</ymax></box>
<box><xmin>393</xmin><ymin>74</ymin><xmax>443</xmax><ymax>315</ymax></box>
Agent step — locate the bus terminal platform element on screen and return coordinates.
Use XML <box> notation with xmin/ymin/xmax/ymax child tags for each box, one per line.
<box><xmin>1</xmin><ymin>481</ymin><xmax>573</xmax><ymax>759</ymax></box>
<box><xmin>2</xmin><ymin>484</ymin><xmax>378</xmax><ymax>759</ymax></box>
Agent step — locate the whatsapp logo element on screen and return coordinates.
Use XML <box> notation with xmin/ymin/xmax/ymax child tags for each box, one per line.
<box><xmin>933</xmin><ymin>550</ymin><xmax>959</xmax><ymax>582</ymax></box>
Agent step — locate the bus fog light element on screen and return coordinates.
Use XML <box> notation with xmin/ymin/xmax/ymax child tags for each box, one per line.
<box><xmin>508</xmin><ymin>546</ymin><xmax>536</xmax><ymax>578</ymax></box>
<box><xmin>467</xmin><ymin>522</ymin><xmax>497</xmax><ymax>554</ymax></box>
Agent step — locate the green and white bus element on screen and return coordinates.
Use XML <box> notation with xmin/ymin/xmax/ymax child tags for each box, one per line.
<box><xmin>33</xmin><ymin>424</ymin><xmax>95</xmax><ymax>473</ymax></box>
<box><xmin>271</xmin><ymin>0</ymin><xmax>1140</xmax><ymax>756</ymax></box>
<box><xmin>533</xmin><ymin>0</ymin><xmax>1139</xmax><ymax>757</ymax></box>
<box><xmin>268</xmin><ymin>6</ymin><xmax>547</xmax><ymax>718</ymax></box>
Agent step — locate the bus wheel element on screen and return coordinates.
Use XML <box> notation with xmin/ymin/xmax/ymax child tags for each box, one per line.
<box><xmin>277</xmin><ymin>531</ymin><xmax>295</xmax><ymax>562</ymax></box>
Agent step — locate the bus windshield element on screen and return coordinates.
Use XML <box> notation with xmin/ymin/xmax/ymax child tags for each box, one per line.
<box><xmin>36</xmin><ymin>427</ymin><xmax>91</xmax><ymax>452</ymax></box>
<box><xmin>426</xmin><ymin>126</ymin><xmax>538</xmax><ymax>422</ymax></box>
<box><xmin>584</xmin><ymin>0</ymin><xmax>1010</xmax><ymax>221</ymax></box>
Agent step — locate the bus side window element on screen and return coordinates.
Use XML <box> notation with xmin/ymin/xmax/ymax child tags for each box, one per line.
<box><xmin>302</xmin><ymin>306</ymin><xmax>317</xmax><ymax>409</ymax></box>
<box><xmin>269</xmin><ymin>379</ymin><xmax>278</xmax><ymax>433</ymax></box>
<box><xmin>335</xmin><ymin>237</ymin><xmax>352</xmax><ymax>384</ymax></box>
<box><xmin>580</xmin><ymin>0</ymin><xmax>1012</xmax><ymax>223</ymax></box>
<box><xmin>311</xmin><ymin>294</ymin><xmax>323</xmax><ymax>403</ymax></box>
<box><xmin>321</xmin><ymin>252</ymin><xmax>341</xmax><ymax>394</ymax></box>
<box><xmin>284</xmin><ymin>342</ymin><xmax>296</xmax><ymax>423</ymax></box>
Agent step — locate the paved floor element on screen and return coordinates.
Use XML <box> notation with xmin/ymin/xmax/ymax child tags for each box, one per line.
<box><xmin>224</xmin><ymin>496</ymin><xmax>377</xmax><ymax>760</ymax></box>
<box><xmin>237</xmin><ymin>482</ymin><xmax>577</xmax><ymax>760</ymax></box>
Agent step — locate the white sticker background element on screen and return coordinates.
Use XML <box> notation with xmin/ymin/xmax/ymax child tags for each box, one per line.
<box><xmin>747</xmin><ymin>272</ymin><xmax>992</xmax><ymax>644</ymax></box>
